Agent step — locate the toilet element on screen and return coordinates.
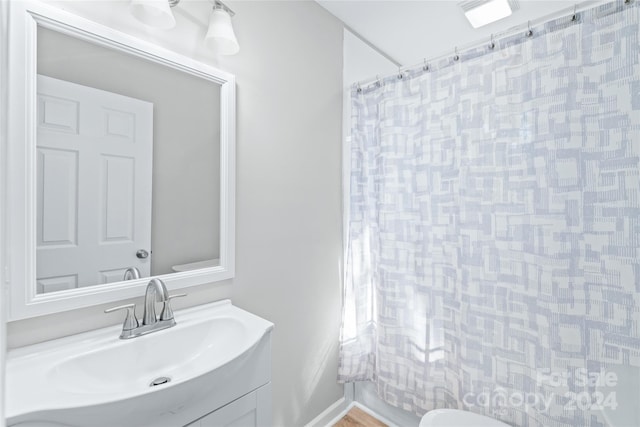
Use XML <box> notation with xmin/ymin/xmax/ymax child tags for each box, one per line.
<box><xmin>420</xmin><ymin>409</ymin><xmax>511</xmax><ymax>427</ymax></box>
<box><xmin>171</xmin><ymin>258</ymin><xmax>220</xmax><ymax>272</ymax></box>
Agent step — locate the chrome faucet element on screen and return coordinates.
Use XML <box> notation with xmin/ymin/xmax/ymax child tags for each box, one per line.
<box><xmin>143</xmin><ymin>278</ymin><xmax>170</xmax><ymax>325</ymax></box>
<box><xmin>105</xmin><ymin>278</ymin><xmax>186</xmax><ymax>339</ymax></box>
<box><xmin>123</xmin><ymin>267</ymin><xmax>141</xmax><ymax>281</ymax></box>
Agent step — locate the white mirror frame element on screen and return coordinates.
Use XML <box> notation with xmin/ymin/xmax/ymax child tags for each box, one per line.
<box><xmin>5</xmin><ymin>1</ymin><xmax>236</xmax><ymax>320</ymax></box>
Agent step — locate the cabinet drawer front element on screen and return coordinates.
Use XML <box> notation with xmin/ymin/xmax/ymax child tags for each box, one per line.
<box><xmin>195</xmin><ymin>382</ymin><xmax>272</xmax><ymax>427</ymax></box>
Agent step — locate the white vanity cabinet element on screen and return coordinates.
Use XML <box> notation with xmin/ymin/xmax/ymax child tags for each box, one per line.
<box><xmin>6</xmin><ymin>302</ymin><xmax>274</xmax><ymax>427</ymax></box>
<box><xmin>188</xmin><ymin>383</ymin><xmax>272</xmax><ymax>427</ymax></box>
<box><xmin>183</xmin><ymin>331</ymin><xmax>273</xmax><ymax>427</ymax></box>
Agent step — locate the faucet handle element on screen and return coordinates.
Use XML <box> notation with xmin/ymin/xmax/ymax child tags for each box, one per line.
<box><xmin>105</xmin><ymin>303</ymin><xmax>139</xmax><ymax>331</ymax></box>
<box><xmin>160</xmin><ymin>293</ymin><xmax>187</xmax><ymax>321</ymax></box>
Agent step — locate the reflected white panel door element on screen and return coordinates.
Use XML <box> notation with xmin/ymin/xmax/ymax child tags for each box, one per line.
<box><xmin>36</xmin><ymin>75</ymin><xmax>153</xmax><ymax>292</ymax></box>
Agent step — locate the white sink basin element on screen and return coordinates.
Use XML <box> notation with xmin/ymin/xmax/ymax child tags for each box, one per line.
<box><xmin>6</xmin><ymin>300</ymin><xmax>274</xmax><ymax>427</ymax></box>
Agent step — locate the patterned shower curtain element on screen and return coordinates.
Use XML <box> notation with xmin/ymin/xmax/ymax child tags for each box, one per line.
<box><xmin>338</xmin><ymin>2</ymin><xmax>640</xmax><ymax>426</ymax></box>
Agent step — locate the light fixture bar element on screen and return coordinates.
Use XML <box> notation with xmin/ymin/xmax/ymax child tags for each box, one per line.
<box><xmin>162</xmin><ymin>0</ymin><xmax>232</xmax><ymax>14</ymax></box>
<box><xmin>129</xmin><ymin>0</ymin><xmax>240</xmax><ymax>55</ymax></box>
<box><xmin>212</xmin><ymin>0</ymin><xmax>235</xmax><ymax>17</ymax></box>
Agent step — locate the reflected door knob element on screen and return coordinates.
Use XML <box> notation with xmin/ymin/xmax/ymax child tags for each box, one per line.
<box><xmin>136</xmin><ymin>249</ymin><xmax>149</xmax><ymax>259</ymax></box>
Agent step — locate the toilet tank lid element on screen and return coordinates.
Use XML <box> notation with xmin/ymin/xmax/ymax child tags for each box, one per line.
<box><xmin>171</xmin><ymin>258</ymin><xmax>220</xmax><ymax>272</ymax></box>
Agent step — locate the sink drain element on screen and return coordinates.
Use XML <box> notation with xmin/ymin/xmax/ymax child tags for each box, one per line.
<box><xmin>150</xmin><ymin>376</ymin><xmax>171</xmax><ymax>387</ymax></box>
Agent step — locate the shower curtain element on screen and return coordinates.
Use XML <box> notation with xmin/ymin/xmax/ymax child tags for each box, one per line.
<box><xmin>338</xmin><ymin>2</ymin><xmax>640</xmax><ymax>426</ymax></box>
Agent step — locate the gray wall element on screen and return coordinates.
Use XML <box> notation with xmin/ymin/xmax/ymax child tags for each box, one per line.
<box><xmin>37</xmin><ymin>27</ymin><xmax>220</xmax><ymax>277</ymax></box>
<box><xmin>0</xmin><ymin>0</ymin><xmax>9</xmax><ymax>423</ymax></box>
<box><xmin>7</xmin><ymin>1</ymin><xmax>344</xmax><ymax>426</ymax></box>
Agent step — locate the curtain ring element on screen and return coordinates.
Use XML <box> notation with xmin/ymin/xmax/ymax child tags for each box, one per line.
<box><xmin>453</xmin><ymin>47</ymin><xmax>460</xmax><ymax>61</ymax></box>
<box><xmin>375</xmin><ymin>75</ymin><xmax>381</xmax><ymax>87</ymax></box>
<box><xmin>525</xmin><ymin>21</ymin><xmax>533</xmax><ymax>37</ymax></box>
<box><xmin>397</xmin><ymin>66</ymin><xmax>404</xmax><ymax>80</ymax></box>
<box><xmin>423</xmin><ymin>58</ymin><xmax>429</xmax><ymax>72</ymax></box>
<box><xmin>571</xmin><ymin>5</ymin><xmax>579</xmax><ymax>21</ymax></box>
<box><xmin>489</xmin><ymin>34</ymin><xmax>495</xmax><ymax>50</ymax></box>
<box><xmin>356</xmin><ymin>83</ymin><xmax>362</xmax><ymax>94</ymax></box>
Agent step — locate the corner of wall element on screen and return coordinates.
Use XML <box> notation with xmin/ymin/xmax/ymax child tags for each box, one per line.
<box><xmin>0</xmin><ymin>0</ymin><xmax>9</xmax><ymax>424</ymax></box>
<box><xmin>337</xmin><ymin>24</ymin><xmax>401</xmax><ymax>427</ymax></box>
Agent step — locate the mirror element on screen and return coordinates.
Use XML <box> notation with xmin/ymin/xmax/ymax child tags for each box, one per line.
<box><xmin>36</xmin><ymin>27</ymin><xmax>220</xmax><ymax>292</ymax></box>
<box><xmin>6</xmin><ymin>2</ymin><xmax>236</xmax><ymax>319</ymax></box>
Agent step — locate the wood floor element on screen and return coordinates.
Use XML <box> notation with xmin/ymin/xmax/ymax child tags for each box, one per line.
<box><xmin>333</xmin><ymin>407</ymin><xmax>388</xmax><ymax>427</ymax></box>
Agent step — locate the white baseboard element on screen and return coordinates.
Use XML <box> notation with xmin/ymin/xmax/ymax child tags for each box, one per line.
<box><xmin>304</xmin><ymin>397</ymin><xmax>351</xmax><ymax>427</ymax></box>
<box><xmin>304</xmin><ymin>399</ymin><xmax>402</xmax><ymax>427</ymax></box>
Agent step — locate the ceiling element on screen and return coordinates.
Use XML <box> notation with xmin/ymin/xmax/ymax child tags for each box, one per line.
<box><xmin>317</xmin><ymin>0</ymin><xmax>593</xmax><ymax>67</ymax></box>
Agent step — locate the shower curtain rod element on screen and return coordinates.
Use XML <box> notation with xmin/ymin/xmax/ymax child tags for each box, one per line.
<box><xmin>353</xmin><ymin>0</ymin><xmax>625</xmax><ymax>91</ymax></box>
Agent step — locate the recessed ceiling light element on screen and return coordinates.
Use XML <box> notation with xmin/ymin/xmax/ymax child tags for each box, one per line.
<box><xmin>460</xmin><ymin>0</ymin><xmax>514</xmax><ymax>28</ymax></box>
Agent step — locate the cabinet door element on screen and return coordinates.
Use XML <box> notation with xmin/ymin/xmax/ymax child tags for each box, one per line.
<box><xmin>197</xmin><ymin>383</ymin><xmax>272</xmax><ymax>427</ymax></box>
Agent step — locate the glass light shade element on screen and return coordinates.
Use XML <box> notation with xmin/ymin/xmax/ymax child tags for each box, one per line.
<box><xmin>205</xmin><ymin>9</ymin><xmax>240</xmax><ymax>55</ymax></box>
<box><xmin>130</xmin><ymin>0</ymin><xmax>176</xmax><ymax>30</ymax></box>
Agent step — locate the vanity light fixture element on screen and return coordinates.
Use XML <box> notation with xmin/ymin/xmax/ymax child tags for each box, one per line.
<box><xmin>129</xmin><ymin>0</ymin><xmax>239</xmax><ymax>55</ymax></box>
<box><xmin>130</xmin><ymin>0</ymin><xmax>178</xmax><ymax>30</ymax></box>
<box><xmin>205</xmin><ymin>2</ymin><xmax>239</xmax><ymax>55</ymax></box>
<box><xmin>459</xmin><ymin>0</ymin><xmax>515</xmax><ymax>29</ymax></box>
